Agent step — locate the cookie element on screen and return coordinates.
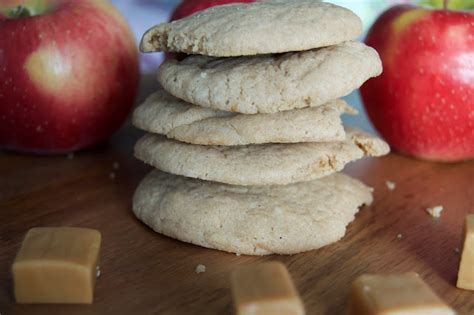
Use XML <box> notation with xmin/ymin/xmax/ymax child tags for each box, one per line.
<box><xmin>133</xmin><ymin>170</ymin><xmax>373</xmax><ymax>255</ymax></box>
<box><xmin>132</xmin><ymin>90</ymin><xmax>355</xmax><ymax>145</ymax></box>
<box><xmin>140</xmin><ymin>0</ymin><xmax>362</xmax><ymax>57</ymax></box>
<box><xmin>134</xmin><ymin>129</ymin><xmax>390</xmax><ymax>186</ymax></box>
<box><xmin>157</xmin><ymin>41</ymin><xmax>382</xmax><ymax>114</ymax></box>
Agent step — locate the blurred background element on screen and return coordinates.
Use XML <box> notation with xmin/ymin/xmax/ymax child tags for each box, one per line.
<box><xmin>110</xmin><ymin>0</ymin><xmax>415</xmax><ymax>133</ymax></box>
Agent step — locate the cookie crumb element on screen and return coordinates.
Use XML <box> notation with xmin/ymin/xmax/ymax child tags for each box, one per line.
<box><xmin>426</xmin><ymin>206</ymin><xmax>443</xmax><ymax>218</ymax></box>
<box><xmin>454</xmin><ymin>248</ymin><xmax>460</xmax><ymax>254</ymax></box>
<box><xmin>96</xmin><ymin>266</ymin><xmax>101</xmax><ymax>278</ymax></box>
<box><xmin>235</xmin><ymin>253</ymin><xmax>241</xmax><ymax>256</ymax></box>
<box><xmin>397</xmin><ymin>233</ymin><xmax>403</xmax><ymax>239</ymax></box>
<box><xmin>385</xmin><ymin>180</ymin><xmax>396</xmax><ymax>190</ymax></box>
<box><xmin>109</xmin><ymin>172</ymin><xmax>116</xmax><ymax>180</ymax></box>
<box><xmin>67</xmin><ymin>153</ymin><xmax>74</xmax><ymax>159</ymax></box>
<box><xmin>112</xmin><ymin>162</ymin><xmax>120</xmax><ymax>170</ymax></box>
<box><xmin>195</xmin><ymin>264</ymin><xmax>206</xmax><ymax>274</ymax></box>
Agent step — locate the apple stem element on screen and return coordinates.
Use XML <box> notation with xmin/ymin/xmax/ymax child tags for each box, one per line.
<box><xmin>2</xmin><ymin>0</ymin><xmax>48</xmax><ymax>19</ymax></box>
<box><xmin>8</xmin><ymin>6</ymin><xmax>33</xmax><ymax>18</ymax></box>
<box><xmin>443</xmin><ymin>0</ymin><xmax>449</xmax><ymax>9</ymax></box>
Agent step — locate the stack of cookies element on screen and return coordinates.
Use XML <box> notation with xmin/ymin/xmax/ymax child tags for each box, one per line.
<box><xmin>132</xmin><ymin>1</ymin><xmax>389</xmax><ymax>255</ymax></box>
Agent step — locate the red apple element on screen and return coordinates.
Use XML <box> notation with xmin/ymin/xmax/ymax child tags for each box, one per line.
<box><xmin>360</xmin><ymin>4</ymin><xmax>474</xmax><ymax>161</ymax></box>
<box><xmin>0</xmin><ymin>0</ymin><xmax>139</xmax><ymax>153</ymax></box>
<box><xmin>170</xmin><ymin>0</ymin><xmax>255</xmax><ymax>21</ymax></box>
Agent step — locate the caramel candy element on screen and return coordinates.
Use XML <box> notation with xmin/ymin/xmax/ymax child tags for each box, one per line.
<box><xmin>12</xmin><ymin>227</ymin><xmax>101</xmax><ymax>304</ymax></box>
<box><xmin>230</xmin><ymin>261</ymin><xmax>305</xmax><ymax>315</ymax></box>
<box><xmin>349</xmin><ymin>273</ymin><xmax>455</xmax><ymax>315</ymax></box>
<box><xmin>457</xmin><ymin>214</ymin><xmax>474</xmax><ymax>290</ymax></box>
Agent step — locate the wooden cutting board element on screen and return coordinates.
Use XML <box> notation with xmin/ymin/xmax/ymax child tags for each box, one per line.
<box><xmin>0</xmin><ymin>125</ymin><xmax>473</xmax><ymax>315</ymax></box>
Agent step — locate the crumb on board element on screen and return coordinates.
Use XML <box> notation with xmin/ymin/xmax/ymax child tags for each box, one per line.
<box><xmin>96</xmin><ymin>266</ymin><xmax>101</xmax><ymax>278</ymax></box>
<box><xmin>397</xmin><ymin>233</ymin><xmax>403</xmax><ymax>239</ymax></box>
<box><xmin>426</xmin><ymin>206</ymin><xmax>443</xmax><ymax>218</ymax></box>
<box><xmin>236</xmin><ymin>253</ymin><xmax>241</xmax><ymax>257</ymax></box>
<box><xmin>454</xmin><ymin>248</ymin><xmax>460</xmax><ymax>254</ymax></box>
<box><xmin>195</xmin><ymin>264</ymin><xmax>206</xmax><ymax>274</ymax></box>
<box><xmin>67</xmin><ymin>153</ymin><xmax>74</xmax><ymax>159</ymax></box>
<box><xmin>113</xmin><ymin>162</ymin><xmax>120</xmax><ymax>170</ymax></box>
<box><xmin>385</xmin><ymin>180</ymin><xmax>396</xmax><ymax>190</ymax></box>
<box><xmin>109</xmin><ymin>172</ymin><xmax>116</xmax><ymax>180</ymax></box>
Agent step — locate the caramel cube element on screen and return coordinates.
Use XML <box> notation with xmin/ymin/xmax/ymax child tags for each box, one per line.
<box><xmin>231</xmin><ymin>261</ymin><xmax>305</xmax><ymax>315</ymax></box>
<box><xmin>349</xmin><ymin>273</ymin><xmax>455</xmax><ymax>315</ymax></box>
<box><xmin>457</xmin><ymin>214</ymin><xmax>474</xmax><ymax>290</ymax></box>
<box><xmin>12</xmin><ymin>227</ymin><xmax>101</xmax><ymax>304</ymax></box>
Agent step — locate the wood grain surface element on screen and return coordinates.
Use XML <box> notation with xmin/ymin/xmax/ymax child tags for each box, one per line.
<box><xmin>0</xmin><ymin>125</ymin><xmax>473</xmax><ymax>315</ymax></box>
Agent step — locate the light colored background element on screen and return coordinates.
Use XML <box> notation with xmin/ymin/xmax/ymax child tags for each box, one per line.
<box><xmin>110</xmin><ymin>0</ymin><xmax>413</xmax><ymax>133</ymax></box>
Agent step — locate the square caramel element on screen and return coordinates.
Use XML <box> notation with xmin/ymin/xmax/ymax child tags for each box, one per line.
<box><xmin>349</xmin><ymin>273</ymin><xmax>455</xmax><ymax>315</ymax></box>
<box><xmin>12</xmin><ymin>227</ymin><xmax>101</xmax><ymax>304</ymax></box>
<box><xmin>231</xmin><ymin>261</ymin><xmax>305</xmax><ymax>315</ymax></box>
<box><xmin>457</xmin><ymin>214</ymin><xmax>474</xmax><ymax>290</ymax></box>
